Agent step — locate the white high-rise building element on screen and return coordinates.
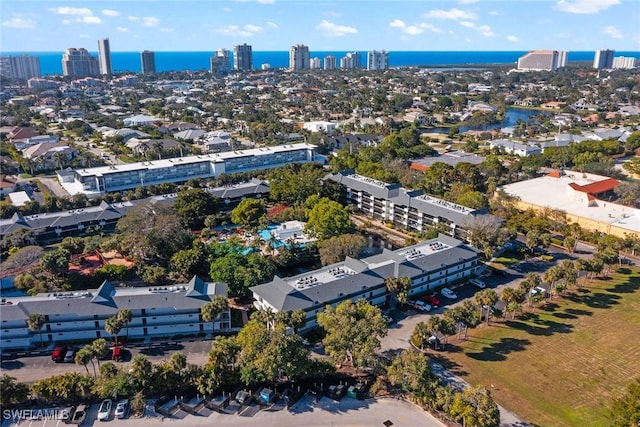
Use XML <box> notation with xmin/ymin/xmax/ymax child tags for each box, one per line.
<box><xmin>593</xmin><ymin>49</ymin><xmax>615</xmax><ymax>70</ymax></box>
<box><xmin>367</xmin><ymin>50</ymin><xmax>389</xmax><ymax>70</ymax></box>
<box><xmin>340</xmin><ymin>52</ymin><xmax>361</xmax><ymax>69</ymax></box>
<box><xmin>210</xmin><ymin>48</ymin><xmax>231</xmax><ymax>74</ymax></box>
<box><xmin>310</xmin><ymin>57</ymin><xmax>321</xmax><ymax>69</ymax></box>
<box><xmin>290</xmin><ymin>44</ymin><xmax>310</xmax><ymax>70</ymax></box>
<box><xmin>62</xmin><ymin>48</ymin><xmax>100</xmax><ymax>77</ymax></box>
<box><xmin>557</xmin><ymin>51</ymin><xmax>568</xmax><ymax>68</ymax></box>
<box><xmin>0</xmin><ymin>55</ymin><xmax>41</xmax><ymax>79</ymax></box>
<box><xmin>612</xmin><ymin>56</ymin><xmax>637</xmax><ymax>69</ymax></box>
<box><xmin>324</xmin><ymin>55</ymin><xmax>336</xmax><ymax>70</ymax></box>
<box><xmin>97</xmin><ymin>38</ymin><xmax>112</xmax><ymax>76</ymax></box>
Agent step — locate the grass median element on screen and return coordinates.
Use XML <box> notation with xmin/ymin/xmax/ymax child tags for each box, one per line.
<box><xmin>432</xmin><ymin>267</ymin><xmax>640</xmax><ymax>427</ymax></box>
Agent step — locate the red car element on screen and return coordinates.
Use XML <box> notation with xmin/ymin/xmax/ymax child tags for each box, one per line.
<box><xmin>51</xmin><ymin>346</ymin><xmax>67</xmax><ymax>363</ymax></box>
<box><xmin>111</xmin><ymin>346</ymin><xmax>123</xmax><ymax>361</ymax></box>
<box><xmin>422</xmin><ymin>294</ymin><xmax>440</xmax><ymax>307</ymax></box>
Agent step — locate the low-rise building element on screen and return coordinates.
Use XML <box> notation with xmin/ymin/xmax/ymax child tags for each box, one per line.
<box><xmin>327</xmin><ymin>171</ymin><xmax>500</xmax><ymax>241</ymax></box>
<box><xmin>251</xmin><ymin>234</ymin><xmax>480</xmax><ymax>332</ymax></box>
<box><xmin>57</xmin><ymin>143</ymin><xmax>317</xmax><ymax>196</ymax></box>
<box><xmin>1</xmin><ymin>277</ymin><xmax>229</xmax><ymax>350</ymax></box>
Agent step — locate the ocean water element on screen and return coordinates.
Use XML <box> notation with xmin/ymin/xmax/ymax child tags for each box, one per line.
<box><xmin>5</xmin><ymin>50</ymin><xmax>639</xmax><ymax>76</ymax></box>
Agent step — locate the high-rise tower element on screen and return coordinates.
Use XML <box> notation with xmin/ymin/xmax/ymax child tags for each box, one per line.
<box><xmin>0</xmin><ymin>55</ymin><xmax>41</xmax><ymax>79</ymax></box>
<box><xmin>140</xmin><ymin>50</ymin><xmax>156</xmax><ymax>74</ymax></box>
<box><xmin>233</xmin><ymin>43</ymin><xmax>252</xmax><ymax>71</ymax></box>
<box><xmin>289</xmin><ymin>44</ymin><xmax>310</xmax><ymax>70</ymax></box>
<box><xmin>211</xmin><ymin>48</ymin><xmax>231</xmax><ymax>74</ymax></box>
<box><xmin>97</xmin><ymin>38</ymin><xmax>112</xmax><ymax>76</ymax></box>
<box><xmin>61</xmin><ymin>48</ymin><xmax>100</xmax><ymax>77</ymax></box>
<box><xmin>593</xmin><ymin>49</ymin><xmax>615</xmax><ymax>70</ymax></box>
<box><xmin>367</xmin><ymin>50</ymin><xmax>389</xmax><ymax>70</ymax></box>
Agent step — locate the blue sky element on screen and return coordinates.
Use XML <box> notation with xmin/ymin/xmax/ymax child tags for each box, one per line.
<box><xmin>1</xmin><ymin>0</ymin><xmax>639</xmax><ymax>52</ymax></box>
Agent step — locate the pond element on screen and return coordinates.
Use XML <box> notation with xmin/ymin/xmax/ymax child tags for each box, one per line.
<box><xmin>423</xmin><ymin>107</ymin><xmax>551</xmax><ymax>134</ymax></box>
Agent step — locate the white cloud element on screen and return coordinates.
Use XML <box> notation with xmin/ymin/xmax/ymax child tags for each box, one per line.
<box><xmin>315</xmin><ymin>20</ymin><xmax>358</xmax><ymax>37</ymax></box>
<box><xmin>507</xmin><ymin>35</ymin><xmax>521</xmax><ymax>42</ymax></box>
<box><xmin>62</xmin><ymin>19</ymin><xmax>71</xmax><ymax>25</ymax></box>
<box><xmin>2</xmin><ymin>17</ymin><xmax>36</xmax><ymax>29</ymax></box>
<box><xmin>215</xmin><ymin>24</ymin><xmax>265</xmax><ymax>37</ymax></box>
<box><xmin>222</xmin><ymin>7</ymin><xmax>232</xmax><ymax>12</ymax></box>
<box><xmin>102</xmin><ymin>9</ymin><xmax>120</xmax><ymax>17</ymax></box>
<box><xmin>602</xmin><ymin>25</ymin><xmax>623</xmax><ymax>39</ymax></box>
<box><xmin>257</xmin><ymin>0</ymin><xmax>275</xmax><ymax>3</ymax></box>
<box><xmin>128</xmin><ymin>16</ymin><xmax>139</xmax><ymax>21</ymax></box>
<box><xmin>80</xmin><ymin>16</ymin><xmax>102</xmax><ymax>24</ymax></box>
<box><xmin>460</xmin><ymin>21</ymin><xmax>494</xmax><ymax>36</ymax></box>
<box><xmin>489</xmin><ymin>11</ymin><xmax>499</xmax><ymax>16</ymax></box>
<box><xmin>323</xmin><ymin>10</ymin><xmax>341</xmax><ymax>18</ymax></box>
<box><xmin>389</xmin><ymin>19</ymin><xmax>442</xmax><ymax>36</ymax></box>
<box><xmin>459</xmin><ymin>0</ymin><xmax>479</xmax><ymax>3</ymax></box>
<box><xmin>266</xmin><ymin>21</ymin><xmax>279</xmax><ymax>28</ymax></box>
<box><xmin>423</xmin><ymin>8</ymin><xmax>477</xmax><ymax>21</ymax></box>
<box><xmin>79</xmin><ymin>33</ymin><xmax>90</xmax><ymax>39</ymax></box>
<box><xmin>142</xmin><ymin>17</ymin><xmax>160</xmax><ymax>27</ymax></box>
<box><xmin>116</xmin><ymin>26</ymin><xmax>128</xmax><ymax>32</ymax></box>
<box><xmin>555</xmin><ymin>0</ymin><xmax>619</xmax><ymax>14</ymax></box>
<box><xmin>244</xmin><ymin>24</ymin><xmax>263</xmax><ymax>32</ymax></box>
<box><xmin>160</xmin><ymin>28</ymin><xmax>174</xmax><ymax>33</ymax></box>
<box><xmin>49</xmin><ymin>6</ymin><xmax>93</xmax><ymax>16</ymax></box>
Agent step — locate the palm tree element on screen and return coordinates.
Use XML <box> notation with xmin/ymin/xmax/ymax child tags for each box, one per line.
<box><xmin>130</xmin><ymin>354</ymin><xmax>153</xmax><ymax>392</ymax></box>
<box><xmin>519</xmin><ymin>273</ymin><xmax>542</xmax><ymax>307</ymax></box>
<box><xmin>75</xmin><ymin>346</ymin><xmax>95</xmax><ymax>376</ymax></box>
<box><xmin>290</xmin><ymin>309</ymin><xmax>307</xmax><ymax>334</ymax></box>
<box><xmin>130</xmin><ymin>391</ymin><xmax>146</xmax><ymax>417</ymax></box>
<box><xmin>26</xmin><ymin>313</ymin><xmax>45</xmax><ymax>345</ymax></box>
<box><xmin>412</xmin><ymin>321</ymin><xmax>430</xmax><ymax>349</ymax></box>
<box><xmin>153</xmin><ymin>140</ymin><xmax>163</xmax><ymax>160</ymax></box>
<box><xmin>200</xmin><ymin>295</ymin><xmax>229</xmax><ymax>336</ymax></box>
<box><xmin>117</xmin><ymin>309</ymin><xmax>133</xmax><ymax>343</ymax></box>
<box><xmin>91</xmin><ymin>338</ymin><xmax>108</xmax><ymax>368</ymax></box>
<box><xmin>53</xmin><ymin>152</ymin><xmax>66</xmax><ymax>170</ymax></box>
<box><xmin>105</xmin><ymin>316</ymin><xmax>123</xmax><ymax>345</ymax></box>
<box><xmin>474</xmin><ymin>289</ymin><xmax>499</xmax><ymax>324</ymax></box>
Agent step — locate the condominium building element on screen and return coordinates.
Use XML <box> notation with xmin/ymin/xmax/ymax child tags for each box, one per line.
<box><xmin>251</xmin><ymin>234</ymin><xmax>480</xmax><ymax>332</ymax></box>
<box><xmin>233</xmin><ymin>43</ymin><xmax>252</xmax><ymax>71</ymax></box>
<box><xmin>594</xmin><ymin>49</ymin><xmax>615</xmax><ymax>70</ymax></box>
<box><xmin>310</xmin><ymin>57</ymin><xmax>322</xmax><ymax>69</ymax></box>
<box><xmin>612</xmin><ymin>56</ymin><xmax>637</xmax><ymax>69</ymax></box>
<box><xmin>140</xmin><ymin>50</ymin><xmax>156</xmax><ymax>74</ymax></box>
<box><xmin>557</xmin><ymin>50</ymin><xmax>568</xmax><ymax>68</ymax></box>
<box><xmin>210</xmin><ymin>48</ymin><xmax>231</xmax><ymax>74</ymax></box>
<box><xmin>57</xmin><ymin>143</ymin><xmax>318</xmax><ymax>196</ymax></box>
<box><xmin>327</xmin><ymin>171</ymin><xmax>500</xmax><ymax>241</ymax></box>
<box><xmin>1</xmin><ymin>277</ymin><xmax>230</xmax><ymax>350</ymax></box>
<box><xmin>340</xmin><ymin>52</ymin><xmax>361</xmax><ymax>69</ymax></box>
<box><xmin>290</xmin><ymin>44</ymin><xmax>310</xmax><ymax>70</ymax></box>
<box><xmin>324</xmin><ymin>55</ymin><xmax>337</xmax><ymax>70</ymax></box>
<box><xmin>97</xmin><ymin>38</ymin><xmax>112</xmax><ymax>76</ymax></box>
<box><xmin>0</xmin><ymin>55</ymin><xmax>41</xmax><ymax>79</ymax></box>
<box><xmin>367</xmin><ymin>50</ymin><xmax>389</xmax><ymax>70</ymax></box>
<box><xmin>61</xmin><ymin>48</ymin><xmax>100</xmax><ymax>77</ymax></box>
<box><xmin>517</xmin><ymin>50</ymin><xmax>561</xmax><ymax>71</ymax></box>
<box><xmin>1</xmin><ymin>179</ymin><xmax>271</xmax><ymax>242</ymax></box>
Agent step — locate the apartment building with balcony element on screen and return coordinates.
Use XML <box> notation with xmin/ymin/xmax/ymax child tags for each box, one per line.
<box><xmin>1</xmin><ymin>277</ymin><xmax>229</xmax><ymax>350</ymax></box>
<box><xmin>57</xmin><ymin>143</ymin><xmax>317</xmax><ymax>196</ymax></box>
<box><xmin>327</xmin><ymin>171</ymin><xmax>500</xmax><ymax>240</ymax></box>
<box><xmin>251</xmin><ymin>234</ymin><xmax>480</xmax><ymax>332</ymax></box>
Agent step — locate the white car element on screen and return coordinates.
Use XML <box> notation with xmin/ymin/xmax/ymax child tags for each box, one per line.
<box><xmin>469</xmin><ymin>278</ymin><xmax>486</xmax><ymax>289</ymax></box>
<box><xmin>115</xmin><ymin>399</ymin><xmax>129</xmax><ymax>419</ymax></box>
<box><xmin>411</xmin><ymin>300</ymin><xmax>432</xmax><ymax>312</ymax></box>
<box><xmin>97</xmin><ymin>399</ymin><xmax>112</xmax><ymax>421</ymax></box>
<box><xmin>440</xmin><ymin>287</ymin><xmax>457</xmax><ymax>299</ymax></box>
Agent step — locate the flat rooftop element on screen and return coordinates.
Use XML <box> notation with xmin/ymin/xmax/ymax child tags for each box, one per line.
<box><xmin>501</xmin><ymin>172</ymin><xmax>640</xmax><ymax>233</ymax></box>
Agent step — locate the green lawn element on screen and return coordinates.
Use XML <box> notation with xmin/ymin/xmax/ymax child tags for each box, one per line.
<box><xmin>434</xmin><ymin>267</ymin><xmax>640</xmax><ymax>427</ymax></box>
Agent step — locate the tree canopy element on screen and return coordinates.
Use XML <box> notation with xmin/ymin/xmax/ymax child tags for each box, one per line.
<box><xmin>173</xmin><ymin>188</ymin><xmax>218</xmax><ymax>229</ymax></box>
<box><xmin>305</xmin><ymin>197</ymin><xmax>355</xmax><ymax>240</ymax></box>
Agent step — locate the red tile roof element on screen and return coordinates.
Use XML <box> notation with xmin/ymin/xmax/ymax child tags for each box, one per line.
<box><xmin>568</xmin><ymin>178</ymin><xmax>619</xmax><ymax>195</ymax></box>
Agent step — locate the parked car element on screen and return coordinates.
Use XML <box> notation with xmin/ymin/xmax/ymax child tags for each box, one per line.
<box><xmin>63</xmin><ymin>348</ymin><xmax>76</xmax><ymax>363</ymax></box>
<box><xmin>410</xmin><ymin>300</ymin><xmax>432</xmax><ymax>312</ymax></box>
<box><xmin>440</xmin><ymin>287</ymin><xmax>457</xmax><ymax>299</ymax></box>
<box><xmin>469</xmin><ymin>278</ymin><xmax>486</xmax><ymax>289</ymax></box>
<box><xmin>111</xmin><ymin>346</ymin><xmax>123</xmax><ymax>362</ymax></box>
<box><xmin>115</xmin><ymin>399</ymin><xmax>129</xmax><ymax>419</ymax></box>
<box><xmin>530</xmin><ymin>286</ymin><xmax>549</xmax><ymax>298</ymax></box>
<box><xmin>383</xmin><ymin>314</ymin><xmax>395</xmax><ymax>324</ymax></box>
<box><xmin>71</xmin><ymin>403</ymin><xmax>88</xmax><ymax>425</ymax></box>
<box><xmin>422</xmin><ymin>294</ymin><xmax>440</xmax><ymax>307</ymax></box>
<box><xmin>97</xmin><ymin>399</ymin><xmax>112</xmax><ymax>421</ymax></box>
<box><xmin>51</xmin><ymin>346</ymin><xmax>67</xmax><ymax>363</ymax></box>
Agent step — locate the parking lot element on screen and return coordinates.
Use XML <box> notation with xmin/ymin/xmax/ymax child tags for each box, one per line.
<box><xmin>0</xmin><ymin>394</ymin><xmax>443</xmax><ymax>427</ymax></box>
